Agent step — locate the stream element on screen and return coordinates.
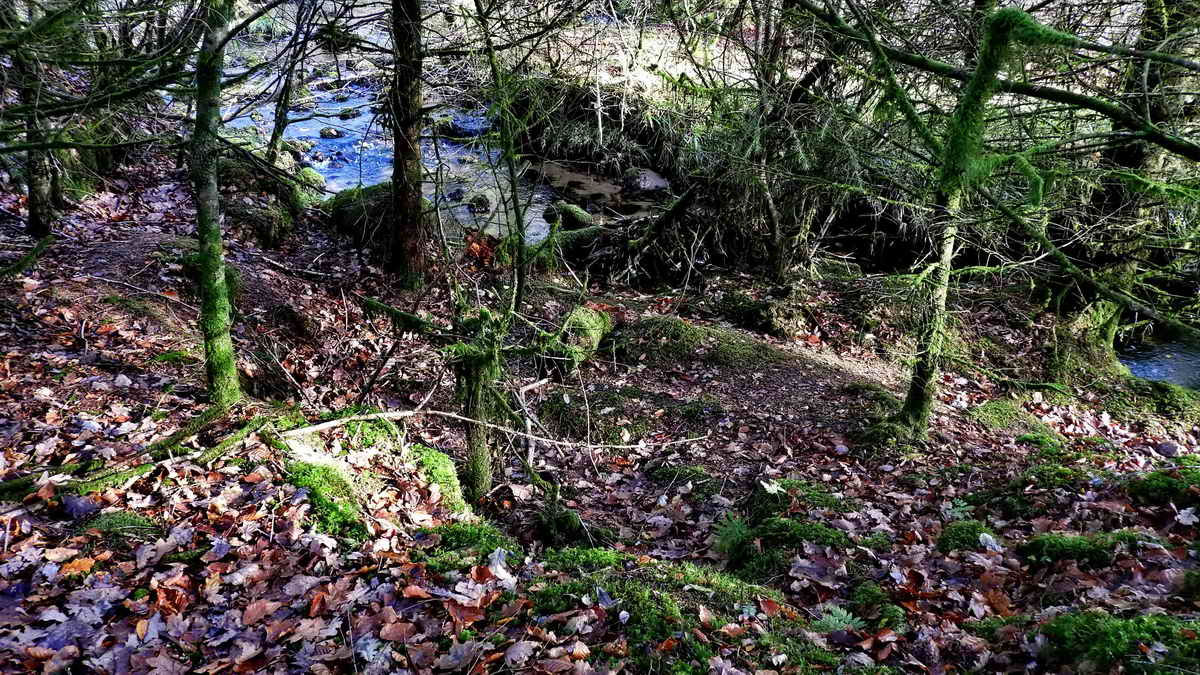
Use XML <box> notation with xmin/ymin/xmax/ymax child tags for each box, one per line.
<box><xmin>1120</xmin><ymin>341</ymin><xmax>1200</xmax><ymax>390</ymax></box>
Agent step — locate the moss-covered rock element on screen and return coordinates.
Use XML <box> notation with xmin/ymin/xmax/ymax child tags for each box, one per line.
<box><xmin>937</xmin><ymin>520</ymin><xmax>994</xmax><ymax>553</ymax></box>
<box><xmin>227</xmin><ymin>202</ymin><xmax>293</xmax><ymax>249</ymax></box>
<box><xmin>417</xmin><ymin>521</ymin><xmax>521</xmax><ymax>574</ymax></box>
<box><xmin>539</xmin><ymin>306</ymin><xmax>614</xmax><ymax>376</ymax></box>
<box><xmin>1017</xmin><ymin>530</ymin><xmax>1149</xmax><ymax>568</ymax></box>
<box><xmin>544</xmin><ymin>200</ymin><xmax>594</xmax><ymax>229</ymax></box>
<box><xmin>1038</xmin><ymin>610</ymin><xmax>1200</xmax><ymax>673</ymax></box>
<box><xmin>747</xmin><ymin>478</ymin><xmax>848</xmax><ymax>523</ymax></box>
<box><xmin>413</xmin><ymin>445</ymin><xmax>469</xmax><ymax>514</ymax></box>
<box><xmin>617</xmin><ymin>316</ymin><xmax>791</xmax><ymax>368</ymax></box>
<box><xmin>286</xmin><ymin>461</ymin><xmax>367</xmax><ymax>541</ymax></box>
<box><xmin>323</xmin><ymin>181</ymin><xmax>433</xmax><ymax>250</ymax></box>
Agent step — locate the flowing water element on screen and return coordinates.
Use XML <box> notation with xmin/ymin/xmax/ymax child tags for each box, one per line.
<box><xmin>1119</xmin><ymin>341</ymin><xmax>1200</xmax><ymax>390</ymax></box>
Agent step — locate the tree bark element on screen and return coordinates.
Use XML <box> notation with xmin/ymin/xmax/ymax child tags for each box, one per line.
<box><xmin>1</xmin><ymin>1</ymin><xmax>56</xmax><ymax>237</ymax></box>
<box><xmin>190</xmin><ymin>0</ymin><xmax>242</xmax><ymax>407</ymax></box>
<box><xmin>388</xmin><ymin>0</ymin><xmax>426</xmax><ymax>289</ymax></box>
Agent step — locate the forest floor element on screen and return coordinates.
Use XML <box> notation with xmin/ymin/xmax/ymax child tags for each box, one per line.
<box><xmin>3</xmin><ymin>156</ymin><xmax>1200</xmax><ymax>673</ymax></box>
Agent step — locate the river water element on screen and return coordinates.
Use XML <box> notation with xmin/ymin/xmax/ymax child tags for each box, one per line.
<box><xmin>1120</xmin><ymin>341</ymin><xmax>1200</xmax><ymax>390</ymax></box>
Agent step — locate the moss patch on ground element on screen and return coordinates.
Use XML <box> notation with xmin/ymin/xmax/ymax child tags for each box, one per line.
<box><xmin>937</xmin><ymin>520</ymin><xmax>994</xmax><ymax>553</ymax></box>
<box><xmin>617</xmin><ymin>316</ymin><xmax>791</xmax><ymax>368</ymax></box>
<box><xmin>966</xmin><ymin>461</ymin><xmax>1089</xmax><ymax>518</ymax></box>
<box><xmin>79</xmin><ymin>511</ymin><xmax>160</xmax><ymax>549</ymax></box>
<box><xmin>541</xmin><ymin>547</ymin><xmax>632</xmax><ymax>572</ymax></box>
<box><xmin>1127</xmin><ymin>465</ymin><xmax>1200</xmax><ymax>506</ymax></box>
<box><xmin>1038</xmin><ymin>610</ymin><xmax>1200</xmax><ymax>673</ymax></box>
<box><xmin>286</xmin><ymin>461</ymin><xmax>367</xmax><ymax>541</ymax></box>
<box><xmin>648</xmin><ymin>464</ymin><xmax>719</xmax><ymax>499</ymax></box>
<box><xmin>531</xmin><ymin>559</ymin><xmax>837</xmax><ymax>672</ymax></box>
<box><xmin>540</xmin><ymin>386</ymin><xmax>657</xmax><ymax>444</ymax></box>
<box><xmin>412</xmin><ymin>444</ymin><xmax>470</xmax><ymax>514</ymax></box>
<box><xmin>722</xmin><ymin>517</ymin><xmax>851</xmax><ymax>582</ymax></box>
<box><xmin>417</xmin><ymin>521</ymin><xmax>521</xmax><ymax>574</ymax></box>
<box><xmin>1017</xmin><ymin>530</ymin><xmax>1149</xmax><ymax>568</ymax></box>
<box><xmin>967</xmin><ymin>399</ymin><xmax>1051</xmax><ymax>434</ymax></box>
<box><xmin>747</xmin><ymin>478</ymin><xmax>849</xmax><ymax>523</ymax></box>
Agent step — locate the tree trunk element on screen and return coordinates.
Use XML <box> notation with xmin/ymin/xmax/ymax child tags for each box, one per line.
<box><xmin>2</xmin><ymin>1</ymin><xmax>56</xmax><ymax>238</ymax></box>
<box><xmin>190</xmin><ymin>0</ymin><xmax>242</xmax><ymax>407</ymax></box>
<box><xmin>388</xmin><ymin>0</ymin><xmax>426</xmax><ymax>289</ymax></box>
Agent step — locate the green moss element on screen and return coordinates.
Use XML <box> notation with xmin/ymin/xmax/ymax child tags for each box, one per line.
<box><xmin>1127</xmin><ymin>467</ymin><xmax>1200</xmax><ymax>506</ymax></box>
<box><xmin>876</xmin><ymin>604</ymin><xmax>909</xmax><ymax>633</ymax></box>
<box><xmin>102</xmin><ymin>294</ymin><xmax>157</xmax><ymax>319</ymax></box>
<box><xmin>286</xmin><ymin>461</ymin><xmax>366</xmax><ymax>541</ymax></box>
<box><xmin>967</xmin><ymin>400</ymin><xmax>1025</xmax><ymax>430</ymax></box>
<box><xmin>531</xmin><ymin>560</ymin><xmax>822</xmax><ymax>672</ymax></box>
<box><xmin>80</xmin><ymin>511</ymin><xmax>160</xmax><ymax>548</ymax></box>
<box><xmin>938</xmin><ymin>520</ymin><xmax>994</xmax><ymax>553</ymax></box>
<box><xmin>1184</xmin><ymin>570</ymin><xmax>1200</xmax><ymax>599</ymax></box>
<box><xmin>673</xmin><ymin>395</ymin><xmax>725</xmax><ymax>422</ymax></box>
<box><xmin>649</xmin><ymin>464</ymin><xmax>719</xmax><ymax>499</ymax></box>
<box><xmin>323</xmin><ymin>182</ymin><xmax>432</xmax><ymax>250</ymax></box>
<box><xmin>318</xmin><ymin>405</ymin><xmax>399</xmax><ymax>450</ymax></box>
<box><xmin>849</xmin><ymin>582</ymin><xmax>888</xmax><ymax>611</ymax></box>
<box><xmin>542</xmin><ymin>547</ymin><xmax>631</xmax><ymax>571</ymax></box>
<box><xmin>747</xmin><ymin>478</ymin><xmax>848</xmax><ymax>523</ymax></box>
<box><xmin>754</xmin><ymin>517</ymin><xmax>851</xmax><ymax>550</ymax></box>
<box><xmin>1112</xmin><ymin>377</ymin><xmax>1200</xmax><ymax>424</ymax></box>
<box><xmin>964</xmin><ymin>614</ymin><xmax>1030</xmax><ymax>641</ymax></box>
<box><xmin>617</xmin><ymin>316</ymin><xmax>790</xmax><ymax>368</ymax></box>
<box><xmin>418</xmin><ymin>521</ymin><xmax>521</xmax><ymax>574</ymax></box>
<box><xmin>413</xmin><ymin>445</ymin><xmax>469</xmax><ymax>514</ymax></box>
<box><xmin>540</xmin><ymin>387</ymin><xmax>654</xmax><ymax>444</ymax></box>
<box><xmin>541</xmin><ymin>306</ymin><xmax>613</xmax><ymax>374</ymax></box>
<box><xmin>152</xmin><ymin>350</ymin><xmax>199</xmax><ymax>365</ymax></box>
<box><xmin>1017</xmin><ymin>530</ymin><xmax>1148</xmax><ymax>568</ymax></box>
<box><xmin>1039</xmin><ymin>610</ymin><xmax>1200</xmax><ymax>673</ymax></box>
<box><xmin>860</xmin><ymin>532</ymin><xmax>893</xmax><ymax>551</ymax></box>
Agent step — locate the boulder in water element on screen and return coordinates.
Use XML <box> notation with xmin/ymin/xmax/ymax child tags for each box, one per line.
<box><xmin>320</xmin><ymin>127</ymin><xmax>343</xmax><ymax>139</ymax></box>
<box><xmin>621</xmin><ymin>167</ymin><xmax>670</xmax><ymax>196</ymax></box>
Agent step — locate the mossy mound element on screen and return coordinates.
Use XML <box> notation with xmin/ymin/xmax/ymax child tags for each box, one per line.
<box><xmin>1127</xmin><ymin>465</ymin><xmax>1200</xmax><ymax>506</ymax></box>
<box><xmin>417</xmin><ymin>521</ymin><xmax>521</xmax><ymax>574</ymax></box>
<box><xmin>412</xmin><ymin>445</ymin><xmax>470</xmax><ymax>515</ymax></box>
<box><xmin>531</xmin><ymin>560</ymin><xmax>837</xmax><ymax>672</ymax></box>
<box><xmin>1017</xmin><ymin>530</ymin><xmax>1149</xmax><ymax>568</ymax></box>
<box><xmin>1038</xmin><ymin>610</ymin><xmax>1200</xmax><ymax>673</ymax></box>
<box><xmin>966</xmin><ymin>461</ymin><xmax>1089</xmax><ymax>518</ymax></box>
<box><xmin>648</xmin><ymin>464</ymin><xmax>719</xmax><ymax>499</ymax></box>
<box><xmin>966</xmin><ymin>399</ymin><xmax>1052</xmax><ymax>434</ymax></box>
<box><xmin>79</xmin><ymin>511</ymin><xmax>160</xmax><ymax>549</ymax></box>
<box><xmin>544</xmin><ymin>200</ymin><xmax>593</xmax><ymax>229</ymax></box>
<box><xmin>747</xmin><ymin>478</ymin><xmax>848</xmax><ymax>523</ymax></box>
<box><xmin>541</xmin><ymin>547</ymin><xmax>632</xmax><ymax>572</ymax></box>
<box><xmin>616</xmin><ymin>316</ymin><xmax>790</xmax><ymax>368</ymax></box>
<box><xmin>323</xmin><ymin>181</ymin><xmax>433</xmax><ymax>250</ymax></box>
<box><xmin>286</xmin><ymin>461</ymin><xmax>367</xmax><ymax>541</ymax></box>
<box><xmin>714</xmin><ymin>290</ymin><xmax>809</xmax><ymax>339</ymax></box>
<box><xmin>724</xmin><ymin>517</ymin><xmax>851</xmax><ymax>582</ymax></box>
<box><xmin>217</xmin><ymin>138</ymin><xmax>322</xmax><ymax>220</ymax></box>
<box><xmin>539</xmin><ymin>306</ymin><xmax>614</xmax><ymax>376</ymax></box>
<box><xmin>1109</xmin><ymin>377</ymin><xmax>1200</xmax><ymax>425</ymax></box>
<box><xmin>227</xmin><ymin>202</ymin><xmax>293</xmax><ymax>249</ymax></box>
<box><xmin>540</xmin><ymin>386</ymin><xmax>657</xmax><ymax>444</ymax></box>
<box><xmin>937</xmin><ymin>520</ymin><xmax>994</xmax><ymax>553</ymax></box>
<box><xmin>672</xmin><ymin>394</ymin><xmax>725</xmax><ymax>423</ymax></box>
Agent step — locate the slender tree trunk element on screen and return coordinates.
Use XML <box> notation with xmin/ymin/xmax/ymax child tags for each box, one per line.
<box><xmin>388</xmin><ymin>0</ymin><xmax>426</xmax><ymax>289</ymax></box>
<box><xmin>190</xmin><ymin>0</ymin><xmax>242</xmax><ymax>407</ymax></box>
<box><xmin>2</xmin><ymin>1</ymin><xmax>56</xmax><ymax>238</ymax></box>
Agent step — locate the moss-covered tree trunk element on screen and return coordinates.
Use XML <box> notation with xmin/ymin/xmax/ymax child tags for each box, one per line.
<box><xmin>190</xmin><ymin>0</ymin><xmax>242</xmax><ymax>407</ymax></box>
<box><xmin>1049</xmin><ymin>0</ymin><xmax>1196</xmax><ymax>382</ymax></box>
<box><xmin>387</xmin><ymin>0</ymin><xmax>427</xmax><ymax>289</ymax></box>
<box><xmin>451</xmin><ymin>309</ymin><xmax>507</xmax><ymax>503</ymax></box>
<box><xmin>2</xmin><ymin>1</ymin><xmax>56</xmax><ymax>238</ymax></box>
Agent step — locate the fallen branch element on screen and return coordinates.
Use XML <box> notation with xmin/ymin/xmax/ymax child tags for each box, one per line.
<box><xmin>279</xmin><ymin>409</ymin><xmax>708</xmax><ymax>450</ymax></box>
<box><xmin>85</xmin><ymin>275</ymin><xmax>198</xmax><ymax>312</ymax></box>
<box><xmin>0</xmin><ymin>235</ymin><xmax>54</xmax><ymax>279</ymax></box>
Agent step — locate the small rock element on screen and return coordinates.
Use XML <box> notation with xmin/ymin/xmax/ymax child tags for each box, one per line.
<box><xmin>834</xmin><ymin>444</ymin><xmax>850</xmax><ymax>456</ymax></box>
<box><xmin>880</xmin><ymin>464</ymin><xmax>895</xmax><ymax>473</ymax></box>
<box><xmin>1155</xmin><ymin>441</ymin><xmax>1180</xmax><ymax>458</ymax></box>
<box><xmin>337</xmin><ymin>108</ymin><xmax>361</xmax><ymax>120</ymax></box>
<box><xmin>113</xmin><ymin>374</ymin><xmax>132</xmax><ymax>387</ymax></box>
<box><xmin>319</xmin><ymin>127</ymin><xmax>342</xmax><ymax>139</ymax></box>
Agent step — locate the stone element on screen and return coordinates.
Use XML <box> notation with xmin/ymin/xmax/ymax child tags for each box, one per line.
<box><xmin>337</xmin><ymin>108</ymin><xmax>362</xmax><ymax>120</ymax></box>
<box><xmin>621</xmin><ymin>168</ymin><xmax>670</xmax><ymax>196</ymax></box>
<box><xmin>319</xmin><ymin>127</ymin><xmax>342</xmax><ymax>139</ymax></box>
<box><xmin>1154</xmin><ymin>441</ymin><xmax>1180</xmax><ymax>458</ymax></box>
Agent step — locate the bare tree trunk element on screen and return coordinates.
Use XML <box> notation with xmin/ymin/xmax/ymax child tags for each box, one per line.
<box><xmin>190</xmin><ymin>0</ymin><xmax>242</xmax><ymax>407</ymax></box>
<box><xmin>388</xmin><ymin>0</ymin><xmax>426</xmax><ymax>289</ymax></box>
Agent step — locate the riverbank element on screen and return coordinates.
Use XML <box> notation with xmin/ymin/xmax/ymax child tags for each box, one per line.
<box><xmin>3</xmin><ymin>152</ymin><xmax>1200</xmax><ymax>671</ymax></box>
